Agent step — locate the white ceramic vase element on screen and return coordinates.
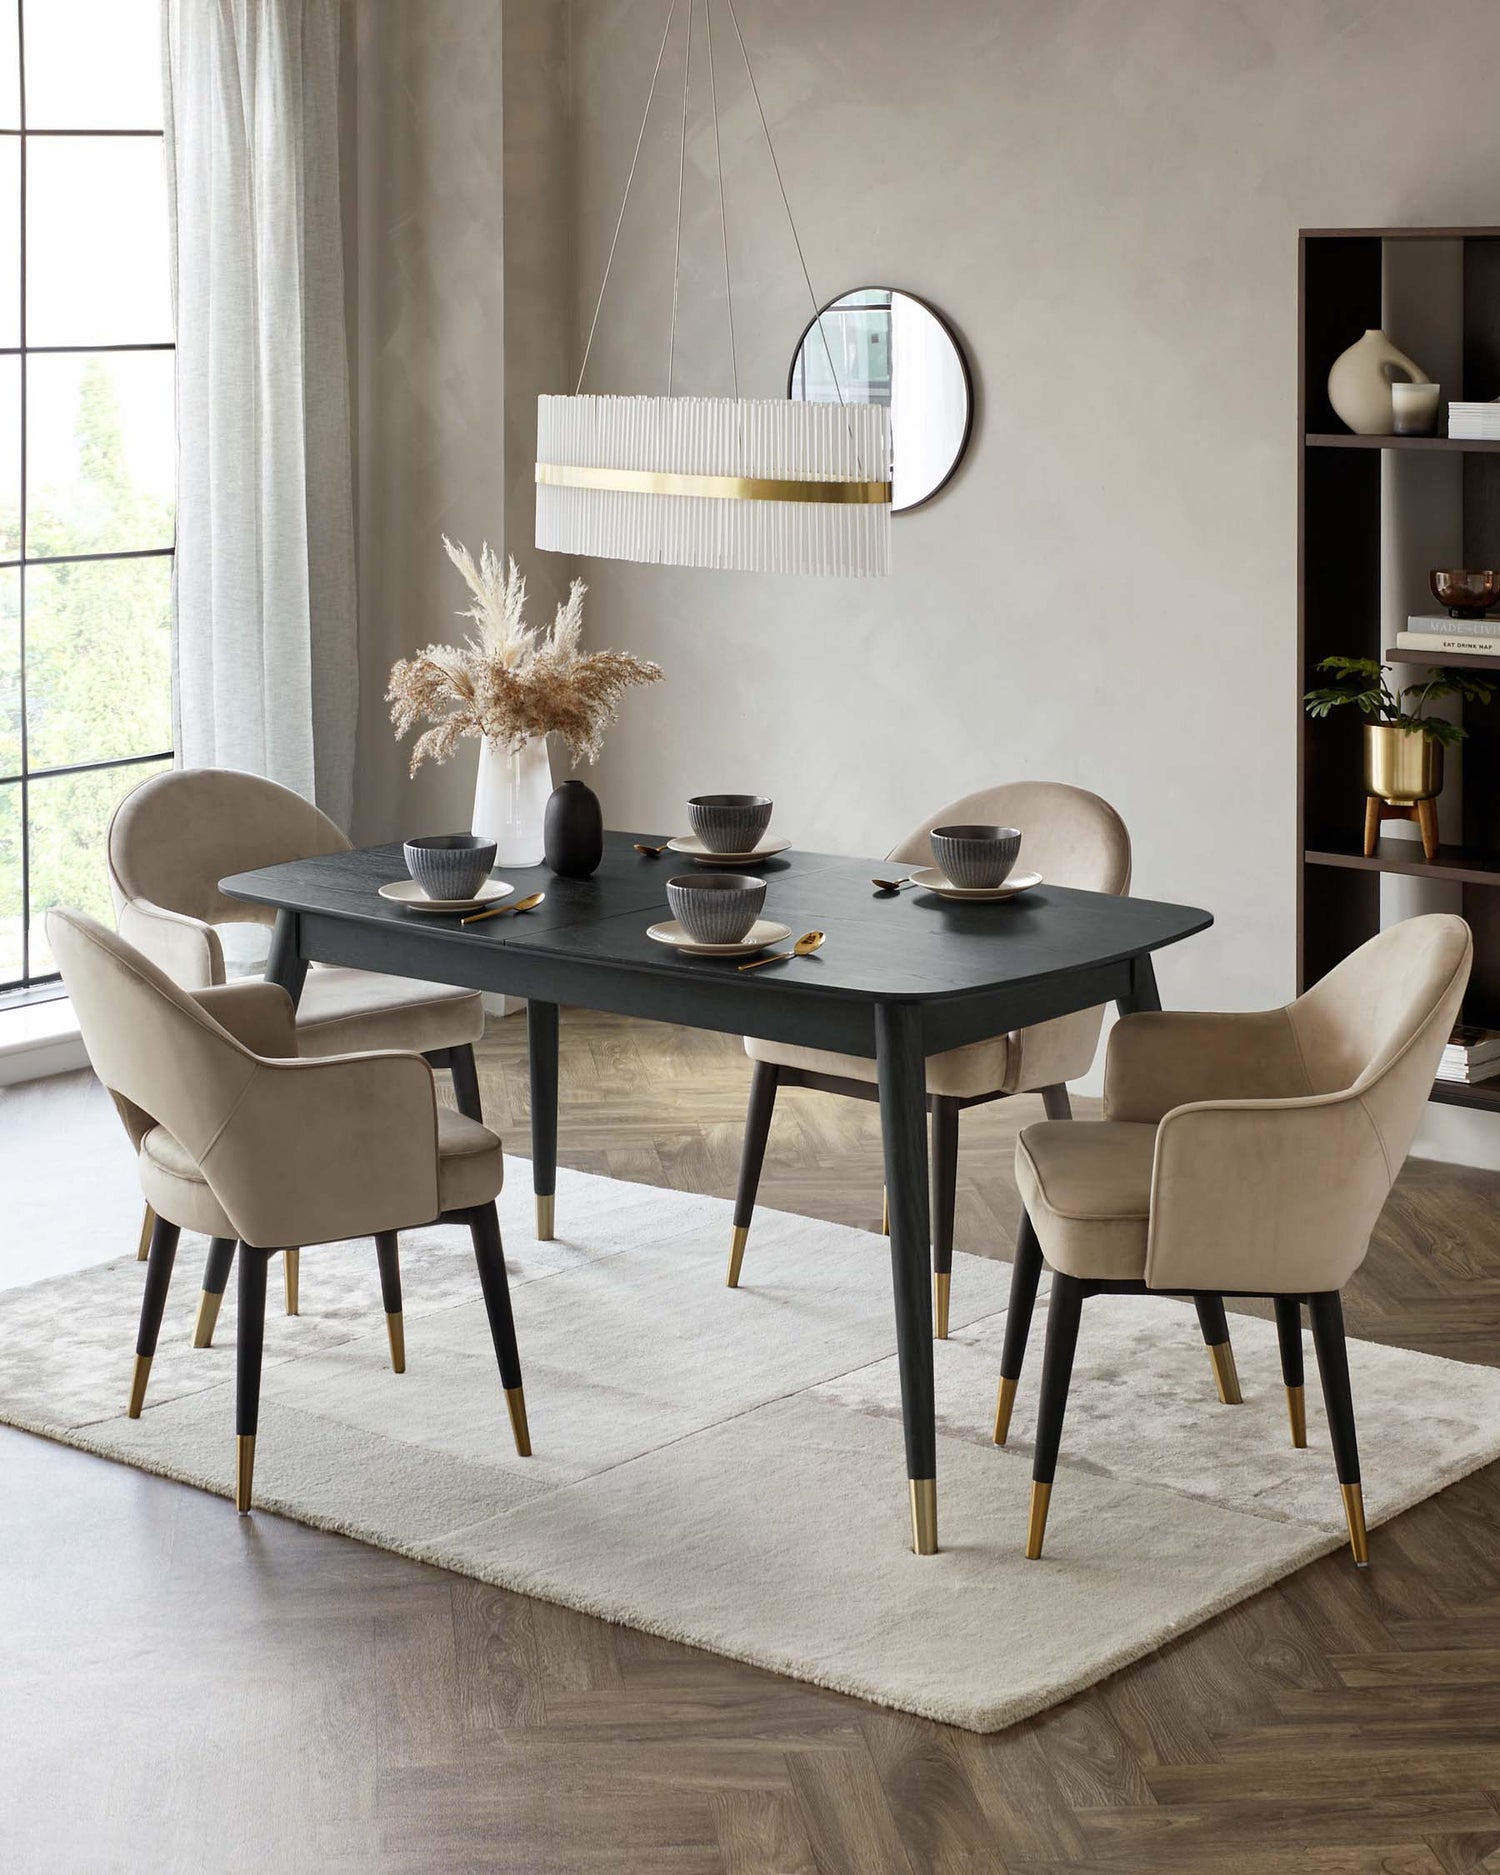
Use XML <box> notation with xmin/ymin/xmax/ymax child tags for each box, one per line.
<box><xmin>1327</xmin><ymin>328</ymin><xmax>1431</xmax><ymax>435</ymax></box>
<box><xmin>473</xmin><ymin>734</ymin><xmax>553</xmax><ymax>865</ymax></box>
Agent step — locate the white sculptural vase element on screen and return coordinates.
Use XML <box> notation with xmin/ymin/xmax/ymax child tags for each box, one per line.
<box><xmin>473</xmin><ymin>734</ymin><xmax>553</xmax><ymax>866</ymax></box>
<box><xmin>1327</xmin><ymin>328</ymin><xmax>1431</xmax><ymax>436</ymax></box>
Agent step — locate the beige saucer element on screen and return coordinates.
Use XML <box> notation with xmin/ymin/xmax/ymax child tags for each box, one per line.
<box><xmin>667</xmin><ymin>834</ymin><xmax>793</xmax><ymax>866</ymax></box>
<box><xmin>910</xmin><ymin>867</ymin><xmax>1043</xmax><ymax>902</ymax></box>
<box><xmin>646</xmin><ymin>918</ymin><xmax>791</xmax><ymax>958</ymax></box>
<box><xmin>378</xmin><ymin>878</ymin><xmax>513</xmax><ymax>914</ymax></box>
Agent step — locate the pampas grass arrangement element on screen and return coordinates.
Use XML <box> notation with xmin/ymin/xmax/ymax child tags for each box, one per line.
<box><xmin>387</xmin><ymin>540</ymin><xmax>662</xmax><ymax>775</ymax></box>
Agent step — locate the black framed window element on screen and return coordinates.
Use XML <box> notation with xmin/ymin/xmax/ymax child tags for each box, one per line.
<box><xmin>0</xmin><ymin>0</ymin><xmax>174</xmax><ymax>995</ymax></box>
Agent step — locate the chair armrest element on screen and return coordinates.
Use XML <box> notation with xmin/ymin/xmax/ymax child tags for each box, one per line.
<box><xmin>192</xmin><ymin>982</ymin><xmax>299</xmax><ymax>1058</ymax></box>
<box><xmin>199</xmin><ymin>1049</ymin><xmax>441</xmax><ymax>1249</ymax></box>
<box><xmin>1145</xmin><ymin>1090</ymin><xmax>1391</xmax><ymax>1295</ymax></box>
<box><xmin>117</xmin><ymin>896</ymin><xmax>224</xmax><ymax>991</ymax></box>
<box><xmin>1104</xmin><ymin>1008</ymin><xmax>1311</xmax><ymax>1122</ymax></box>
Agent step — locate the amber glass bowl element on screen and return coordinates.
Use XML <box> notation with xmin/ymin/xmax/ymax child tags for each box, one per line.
<box><xmin>1430</xmin><ymin>569</ymin><xmax>1500</xmax><ymax>619</ymax></box>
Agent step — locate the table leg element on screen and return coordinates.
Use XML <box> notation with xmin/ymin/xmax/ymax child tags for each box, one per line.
<box><xmin>528</xmin><ymin>1000</ymin><xmax>559</xmax><ymax>1241</ymax></box>
<box><xmin>1118</xmin><ymin>950</ymin><xmax>1161</xmax><ymax>1018</ymax></box>
<box><xmin>264</xmin><ymin>909</ymin><xmax>308</xmax><ymax>1009</ymax></box>
<box><xmin>875</xmin><ymin>1002</ymin><xmax>938</xmax><ymax>1555</ymax></box>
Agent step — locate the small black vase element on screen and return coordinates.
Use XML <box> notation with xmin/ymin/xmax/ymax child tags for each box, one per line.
<box><xmin>544</xmin><ymin>778</ymin><xmax>604</xmax><ymax>878</ymax></box>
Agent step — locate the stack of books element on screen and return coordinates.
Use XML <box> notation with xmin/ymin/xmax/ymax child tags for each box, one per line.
<box><xmin>1438</xmin><ymin>1025</ymin><xmax>1500</xmax><ymax>1085</ymax></box>
<box><xmin>1448</xmin><ymin>400</ymin><xmax>1500</xmax><ymax>441</ymax></box>
<box><xmin>1394</xmin><ymin>614</ymin><xmax>1500</xmax><ymax>657</ymax></box>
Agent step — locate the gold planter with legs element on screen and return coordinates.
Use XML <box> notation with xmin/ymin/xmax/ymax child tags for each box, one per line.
<box><xmin>1363</xmin><ymin>725</ymin><xmax>1443</xmax><ymax>861</ymax></box>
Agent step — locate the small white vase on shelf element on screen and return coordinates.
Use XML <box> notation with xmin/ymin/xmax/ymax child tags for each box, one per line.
<box><xmin>473</xmin><ymin>734</ymin><xmax>553</xmax><ymax>865</ymax></box>
<box><xmin>1327</xmin><ymin>328</ymin><xmax>1431</xmax><ymax>435</ymax></box>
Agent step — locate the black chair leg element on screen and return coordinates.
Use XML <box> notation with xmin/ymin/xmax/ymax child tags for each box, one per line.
<box><xmin>1274</xmin><ymin>1295</ymin><xmax>1308</xmax><ymax>1447</ymax></box>
<box><xmin>235</xmin><ymin>1247</ymin><xmax>272</xmax><ymax>1512</ymax></box>
<box><xmin>375</xmin><ymin>1230</ymin><xmax>405</xmax><ymax>1374</ymax></box>
<box><xmin>1027</xmin><ymin>1272</ymin><xmax>1085</xmax><ymax>1559</ymax></box>
<box><xmin>449</xmin><ymin>1043</ymin><xmax>484</xmax><ymax>1123</ymax></box>
<box><xmin>128</xmin><ymin>1214</ymin><xmax>180</xmax><ymax>1416</ymax></box>
<box><xmin>930</xmin><ymin>1096</ymin><xmax>959</xmax><ymax>1339</ymax></box>
<box><xmin>468</xmin><ymin>1202</ymin><xmax>530</xmax><ymax>1456</ymax></box>
<box><xmin>1193</xmin><ymin>1293</ymin><xmax>1243</xmax><ymax>1405</ymax></box>
<box><xmin>993</xmin><ymin>1208</ymin><xmax>1044</xmax><ymax>1445</ymax></box>
<box><xmin>193</xmin><ymin>1238</ymin><xmax>238</xmax><ymax>1349</ymax></box>
<box><xmin>727</xmin><ymin>1060</ymin><xmax>779</xmax><ymax>1288</ymax></box>
<box><xmin>1308</xmin><ymin>1289</ymin><xmax>1368</xmax><ymax>1566</ymax></box>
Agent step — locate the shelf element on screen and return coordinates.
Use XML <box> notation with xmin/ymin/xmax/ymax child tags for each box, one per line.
<box><xmin>1384</xmin><ymin>644</ymin><xmax>1500</xmax><ymax>670</ymax></box>
<box><xmin>1305</xmin><ymin>432</ymin><xmax>1500</xmax><ymax>453</ymax></box>
<box><xmin>1431</xmin><ymin>1076</ymin><xmax>1500</xmax><ymax>1112</ymax></box>
<box><xmin>1304</xmin><ymin>840</ymin><xmax>1500</xmax><ymax>886</ymax></box>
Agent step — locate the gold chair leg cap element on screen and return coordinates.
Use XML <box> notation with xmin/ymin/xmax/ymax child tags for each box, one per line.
<box><xmin>727</xmin><ymin>1224</ymin><xmax>749</xmax><ymax>1289</ymax></box>
<box><xmin>1286</xmin><ymin>1383</ymin><xmax>1308</xmax><ymax>1449</ymax></box>
<box><xmin>235</xmin><ymin>1434</ymin><xmax>256</xmax><ymax>1514</ymax></box>
<box><xmin>136</xmin><ymin>1206</ymin><xmax>155</xmax><ymax>1262</ymax></box>
<box><xmin>1341</xmin><ymin>1481</ymin><xmax>1370</xmax><ymax>1568</ymax></box>
<box><xmin>934</xmin><ymin>1270</ymin><xmax>951</xmax><ymax>1340</ymax></box>
<box><xmin>1208</xmin><ymin>1339</ymin><xmax>1243</xmax><ymax>1406</ymax></box>
<box><xmin>993</xmin><ymin>1374</ymin><xmax>1018</xmax><ymax>1447</ymax></box>
<box><xmin>127</xmin><ymin>1353</ymin><xmax>152</xmax><ymax>1419</ymax></box>
<box><xmin>283</xmin><ymin>1248</ymin><xmax>300</xmax><ymax>1317</ymax></box>
<box><xmin>386</xmin><ymin>1311</ymin><xmax>406</xmax><ymax>1375</ymax></box>
<box><xmin>881</xmin><ymin>1188</ymin><xmax>890</xmax><ymax>1236</ymax></box>
<box><xmin>192</xmin><ymin>1288</ymin><xmax>224</xmax><ymax>1350</ymax></box>
<box><xmin>1025</xmin><ymin>1480</ymin><xmax>1052</xmax><ymax>1560</ymax></box>
<box><xmin>535</xmin><ymin>1194</ymin><xmax>555</xmax><ymax>1241</ymax></box>
<box><xmin>506</xmin><ymin>1384</ymin><xmax>532</xmax><ymax>1457</ymax></box>
<box><xmin>909</xmin><ymin>1477</ymin><xmax>938</xmax><ymax>1555</ymax></box>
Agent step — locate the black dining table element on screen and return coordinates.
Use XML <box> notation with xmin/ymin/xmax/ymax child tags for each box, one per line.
<box><xmin>221</xmin><ymin>832</ymin><xmax>1212</xmax><ymax>1555</ymax></box>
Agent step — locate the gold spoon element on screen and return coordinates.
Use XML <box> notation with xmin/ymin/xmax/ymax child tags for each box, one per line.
<box><xmin>634</xmin><ymin>841</ymin><xmax>672</xmax><ymax>857</ymax></box>
<box><xmin>872</xmin><ymin>874</ymin><xmax>917</xmax><ymax>893</ymax></box>
<box><xmin>737</xmin><ymin>930</ymin><xmax>826</xmax><ymax>973</ymax></box>
<box><xmin>461</xmin><ymin>890</ymin><xmax>546</xmax><ymax>927</ymax></box>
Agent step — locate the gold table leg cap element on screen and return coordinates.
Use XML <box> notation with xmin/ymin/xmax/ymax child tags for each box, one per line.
<box><xmin>1208</xmin><ymin>1339</ymin><xmax>1243</xmax><ymax>1406</ymax></box>
<box><xmin>727</xmin><ymin>1224</ymin><xmax>749</xmax><ymax>1289</ymax></box>
<box><xmin>1341</xmin><ymin>1481</ymin><xmax>1370</xmax><ymax>1568</ymax></box>
<box><xmin>1025</xmin><ymin>1480</ymin><xmax>1052</xmax><ymax>1560</ymax></box>
<box><xmin>283</xmin><ymin>1248</ymin><xmax>300</xmax><ymax>1317</ymax></box>
<box><xmin>535</xmin><ymin>1194</ymin><xmax>555</xmax><ymax>1242</ymax></box>
<box><xmin>136</xmin><ymin>1206</ymin><xmax>155</xmax><ymax>1262</ymax></box>
<box><xmin>993</xmin><ymin>1375</ymin><xmax>1018</xmax><ymax>1447</ymax></box>
<box><xmin>192</xmin><ymin>1288</ymin><xmax>224</xmax><ymax>1350</ymax></box>
<box><xmin>506</xmin><ymin>1385</ymin><xmax>532</xmax><ymax>1458</ymax></box>
<box><xmin>386</xmin><ymin>1311</ymin><xmax>406</xmax><ymax>1375</ymax></box>
<box><xmin>909</xmin><ymin>1477</ymin><xmax>938</xmax><ymax>1555</ymax></box>
<box><xmin>934</xmin><ymin>1270</ymin><xmax>951</xmax><ymax>1340</ymax></box>
<box><xmin>1286</xmin><ymin>1383</ymin><xmax>1308</xmax><ymax>1449</ymax></box>
<box><xmin>127</xmin><ymin>1353</ymin><xmax>152</xmax><ymax>1419</ymax></box>
<box><xmin>235</xmin><ymin>1434</ymin><xmax>256</xmax><ymax>1514</ymax></box>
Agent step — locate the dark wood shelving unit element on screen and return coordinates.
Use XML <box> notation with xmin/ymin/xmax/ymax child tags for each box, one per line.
<box><xmin>1300</xmin><ymin>226</ymin><xmax>1500</xmax><ymax>1112</ymax></box>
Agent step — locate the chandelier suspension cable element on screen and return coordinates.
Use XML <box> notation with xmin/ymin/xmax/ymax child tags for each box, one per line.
<box><xmin>575</xmin><ymin>0</ymin><xmax>682</xmax><ymax>396</ymax></box>
<box><xmin>666</xmin><ymin>0</ymin><xmax>694</xmax><ymax>394</ymax></box>
<box><xmin>703</xmin><ymin>0</ymin><xmax>738</xmax><ymax>397</ymax></box>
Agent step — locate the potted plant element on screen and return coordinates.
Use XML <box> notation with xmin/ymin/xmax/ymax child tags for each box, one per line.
<box><xmin>388</xmin><ymin>543</ymin><xmax>661</xmax><ymax>864</ymax></box>
<box><xmin>1303</xmin><ymin>655</ymin><xmax>1494</xmax><ymax>858</ymax></box>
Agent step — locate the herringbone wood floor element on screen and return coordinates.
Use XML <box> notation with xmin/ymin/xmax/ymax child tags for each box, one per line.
<box><xmin>6</xmin><ymin>1009</ymin><xmax>1500</xmax><ymax>1872</ymax></box>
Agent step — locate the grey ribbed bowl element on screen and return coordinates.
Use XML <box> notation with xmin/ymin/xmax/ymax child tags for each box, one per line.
<box><xmin>687</xmin><ymin>794</ymin><xmax>773</xmax><ymax>854</ymax></box>
<box><xmin>403</xmin><ymin>833</ymin><xmax>496</xmax><ymax>901</ymax></box>
<box><xmin>666</xmin><ymin>872</ymin><xmax>766</xmax><ymax>944</ymax></box>
<box><xmin>929</xmin><ymin>824</ymin><xmax>1022</xmax><ymax>890</ymax></box>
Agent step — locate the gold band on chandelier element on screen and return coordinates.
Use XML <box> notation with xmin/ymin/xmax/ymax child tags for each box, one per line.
<box><xmin>536</xmin><ymin>462</ymin><xmax>891</xmax><ymax>505</ymax></box>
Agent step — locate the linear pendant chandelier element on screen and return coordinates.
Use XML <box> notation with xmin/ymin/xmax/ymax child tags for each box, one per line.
<box><xmin>535</xmin><ymin>0</ymin><xmax>892</xmax><ymax>578</ymax></box>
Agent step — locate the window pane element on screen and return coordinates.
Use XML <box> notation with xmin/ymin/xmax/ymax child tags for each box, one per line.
<box><xmin>0</xmin><ymin>352</ymin><xmax>16</xmax><ymax>555</ymax></box>
<box><xmin>26</xmin><ymin>137</ymin><xmax>170</xmax><ymax>346</ymax></box>
<box><xmin>26</xmin><ymin>350</ymin><xmax>173</xmax><ymax>556</ymax></box>
<box><xmin>0</xmin><ymin>778</ymin><xmax>19</xmax><ymax>985</ymax></box>
<box><xmin>0</xmin><ymin>4</ymin><xmax>18</xmax><ymax>133</ymax></box>
<box><xmin>0</xmin><ymin>564</ymin><xmax>17</xmax><ymax>774</ymax></box>
<box><xmin>26</xmin><ymin>758</ymin><xmax>168</xmax><ymax>975</ymax></box>
<box><xmin>0</xmin><ymin>136</ymin><xmax>16</xmax><ymax>347</ymax></box>
<box><xmin>24</xmin><ymin>0</ymin><xmax>161</xmax><ymax>130</ymax></box>
<box><xmin>24</xmin><ymin>555</ymin><xmax>171</xmax><ymax>771</ymax></box>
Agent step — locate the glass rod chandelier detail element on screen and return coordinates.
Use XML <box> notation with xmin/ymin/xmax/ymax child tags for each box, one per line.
<box><xmin>535</xmin><ymin>0</ymin><xmax>892</xmax><ymax>578</ymax></box>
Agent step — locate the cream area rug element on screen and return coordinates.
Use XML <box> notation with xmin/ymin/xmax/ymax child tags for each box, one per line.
<box><xmin>4</xmin><ymin>1164</ymin><xmax>1500</xmax><ymax>1733</ymax></box>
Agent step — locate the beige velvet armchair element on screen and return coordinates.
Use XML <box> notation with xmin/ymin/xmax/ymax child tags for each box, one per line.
<box><xmin>108</xmin><ymin>767</ymin><xmax>487</xmax><ymax>1317</ymax></box>
<box><xmin>730</xmin><ymin>782</ymin><xmax>1132</xmax><ymax>1338</ymax></box>
<box><xmin>994</xmin><ymin>913</ymin><xmax>1471</xmax><ymax>1567</ymax></box>
<box><xmin>49</xmin><ymin>908</ymin><xmax>530</xmax><ymax>1515</ymax></box>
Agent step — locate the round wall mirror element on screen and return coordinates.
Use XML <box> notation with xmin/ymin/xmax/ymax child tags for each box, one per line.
<box><xmin>787</xmin><ymin>287</ymin><xmax>973</xmax><ymax>512</ymax></box>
